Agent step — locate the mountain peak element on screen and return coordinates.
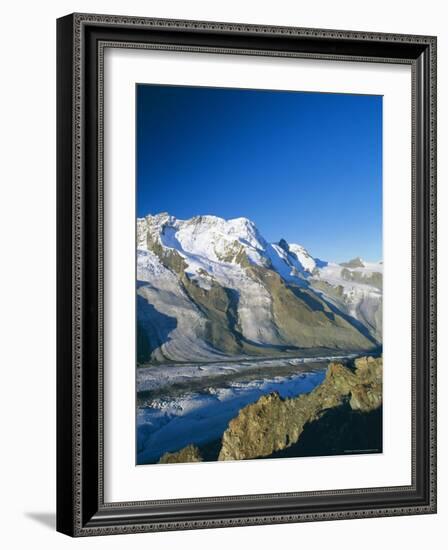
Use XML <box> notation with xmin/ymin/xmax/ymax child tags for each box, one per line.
<box><xmin>139</xmin><ymin>212</ymin><xmax>326</xmax><ymax>279</ymax></box>
<box><xmin>277</xmin><ymin>238</ymin><xmax>290</xmax><ymax>252</ymax></box>
<box><xmin>148</xmin><ymin>211</ymin><xmax>171</xmax><ymax>220</ymax></box>
<box><xmin>229</xmin><ymin>216</ymin><xmax>255</xmax><ymax>227</ymax></box>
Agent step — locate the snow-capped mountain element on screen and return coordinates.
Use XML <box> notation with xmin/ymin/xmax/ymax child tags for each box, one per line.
<box><xmin>137</xmin><ymin>212</ymin><xmax>382</xmax><ymax>363</ymax></box>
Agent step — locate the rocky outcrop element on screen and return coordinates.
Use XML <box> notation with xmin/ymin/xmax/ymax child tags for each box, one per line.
<box><xmin>159</xmin><ymin>444</ymin><xmax>203</xmax><ymax>464</ymax></box>
<box><xmin>246</xmin><ymin>265</ymin><xmax>375</xmax><ymax>351</ymax></box>
<box><xmin>218</xmin><ymin>356</ymin><xmax>382</xmax><ymax>461</ymax></box>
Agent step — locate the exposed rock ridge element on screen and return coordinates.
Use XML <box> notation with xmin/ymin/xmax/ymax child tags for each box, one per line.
<box><xmin>159</xmin><ymin>444</ymin><xmax>203</xmax><ymax>464</ymax></box>
<box><xmin>217</xmin><ymin>355</ymin><xmax>382</xmax><ymax>461</ymax></box>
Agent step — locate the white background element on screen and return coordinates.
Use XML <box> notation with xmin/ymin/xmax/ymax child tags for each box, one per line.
<box><xmin>104</xmin><ymin>49</ymin><xmax>412</xmax><ymax>501</ymax></box>
<box><xmin>0</xmin><ymin>1</ymin><xmax>445</xmax><ymax>549</ymax></box>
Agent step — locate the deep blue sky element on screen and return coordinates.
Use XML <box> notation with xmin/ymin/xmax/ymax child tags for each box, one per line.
<box><xmin>136</xmin><ymin>84</ymin><xmax>382</xmax><ymax>262</ymax></box>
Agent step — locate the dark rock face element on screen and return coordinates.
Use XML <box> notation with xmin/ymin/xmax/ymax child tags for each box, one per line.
<box><xmin>278</xmin><ymin>238</ymin><xmax>290</xmax><ymax>252</ymax></box>
<box><xmin>268</xmin><ymin>403</ymin><xmax>382</xmax><ymax>459</ymax></box>
<box><xmin>218</xmin><ymin>356</ymin><xmax>382</xmax><ymax>461</ymax></box>
<box><xmin>136</xmin><ymin>295</ymin><xmax>178</xmax><ymax>364</ymax></box>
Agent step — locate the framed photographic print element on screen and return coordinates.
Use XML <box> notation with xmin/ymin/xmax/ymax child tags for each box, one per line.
<box><xmin>57</xmin><ymin>13</ymin><xmax>437</xmax><ymax>536</ymax></box>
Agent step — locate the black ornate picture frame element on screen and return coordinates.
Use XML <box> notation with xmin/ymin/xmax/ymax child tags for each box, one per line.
<box><xmin>57</xmin><ymin>13</ymin><xmax>437</xmax><ymax>537</ymax></box>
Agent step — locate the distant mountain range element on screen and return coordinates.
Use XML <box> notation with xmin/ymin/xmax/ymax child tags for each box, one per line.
<box><xmin>136</xmin><ymin>212</ymin><xmax>382</xmax><ymax>364</ymax></box>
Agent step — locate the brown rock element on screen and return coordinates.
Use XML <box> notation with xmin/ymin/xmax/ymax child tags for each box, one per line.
<box><xmin>158</xmin><ymin>444</ymin><xmax>203</xmax><ymax>464</ymax></box>
<box><xmin>218</xmin><ymin>356</ymin><xmax>382</xmax><ymax>461</ymax></box>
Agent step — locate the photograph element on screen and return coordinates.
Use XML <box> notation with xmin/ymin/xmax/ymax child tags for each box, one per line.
<box><xmin>135</xmin><ymin>84</ymin><xmax>384</xmax><ymax>465</ymax></box>
<box><xmin>0</xmin><ymin>0</ymin><xmax>442</xmax><ymax>544</ymax></box>
<box><xmin>52</xmin><ymin>7</ymin><xmax>437</xmax><ymax>539</ymax></box>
